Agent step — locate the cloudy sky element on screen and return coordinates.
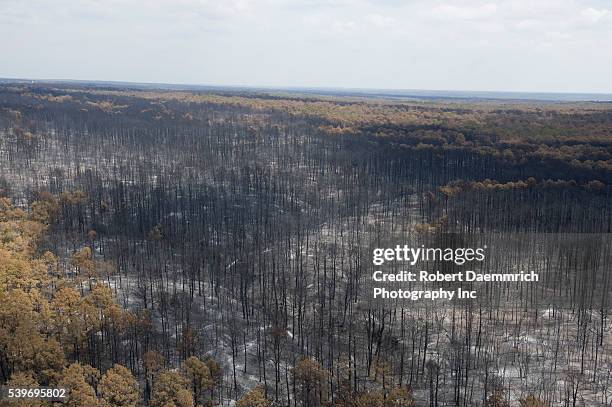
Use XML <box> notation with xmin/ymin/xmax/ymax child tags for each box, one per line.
<box><xmin>1</xmin><ymin>0</ymin><xmax>611</xmax><ymax>93</ymax></box>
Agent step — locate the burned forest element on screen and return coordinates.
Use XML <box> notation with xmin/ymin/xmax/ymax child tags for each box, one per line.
<box><xmin>0</xmin><ymin>84</ymin><xmax>611</xmax><ymax>407</ymax></box>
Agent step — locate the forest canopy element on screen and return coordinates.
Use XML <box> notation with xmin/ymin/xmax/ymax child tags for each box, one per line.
<box><xmin>0</xmin><ymin>83</ymin><xmax>610</xmax><ymax>406</ymax></box>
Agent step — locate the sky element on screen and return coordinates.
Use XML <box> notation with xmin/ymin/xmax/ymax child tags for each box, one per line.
<box><xmin>1</xmin><ymin>0</ymin><xmax>611</xmax><ymax>93</ymax></box>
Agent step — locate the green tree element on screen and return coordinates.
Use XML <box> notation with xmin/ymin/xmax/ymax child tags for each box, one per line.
<box><xmin>294</xmin><ymin>357</ymin><xmax>328</xmax><ymax>406</ymax></box>
<box><xmin>59</xmin><ymin>363</ymin><xmax>99</xmax><ymax>407</ymax></box>
<box><xmin>183</xmin><ymin>356</ymin><xmax>213</xmax><ymax>405</ymax></box>
<box><xmin>99</xmin><ymin>364</ymin><xmax>140</xmax><ymax>407</ymax></box>
<box><xmin>151</xmin><ymin>370</ymin><xmax>194</xmax><ymax>407</ymax></box>
<box><xmin>3</xmin><ymin>372</ymin><xmax>44</xmax><ymax>407</ymax></box>
<box><xmin>236</xmin><ymin>385</ymin><xmax>271</xmax><ymax>407</ymax></box>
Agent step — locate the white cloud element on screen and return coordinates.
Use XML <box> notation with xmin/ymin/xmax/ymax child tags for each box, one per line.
<box><xmin>331</xmin><ymin>20</ymin><xmax>359</xmax><ymax>32</ymax></box>
<box><xmin>579</xmin><ymin>7</ymin><xmax>608</xmax><ymax>24</ymax></box>
<box><xmin>545</xmin><ymin>30</ymin><xmax>572</xmax><ymax>40</ymax></box>
<box><xmin>302</xmin><ymin>14</ymin><xmax>359</xmax><ymax>33</ymax></box>
<box><xmin>366</xmin><ymin>13</ymin><xmax>396</xmax><ymax>28</ymax></box>
<box><xmin>0</xmin><ymin>0</ymin><xmax>611</xmax><ymax>92</ymax></box>
<box><xmin>426</xmin><ymin>3</ymin><xmax>498</xmax><ymax>20</ymax></box>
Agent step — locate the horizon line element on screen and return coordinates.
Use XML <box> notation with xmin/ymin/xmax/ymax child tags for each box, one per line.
<box><xmin>2</xmin><ymin>76</ymin><xmax>612</xmax><ymax>102</ymax></box>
